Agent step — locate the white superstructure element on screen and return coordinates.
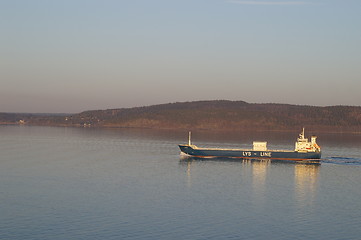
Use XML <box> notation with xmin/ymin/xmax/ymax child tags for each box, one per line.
<box><xmin>253</xmin><ymin>141</ymin><xmax>267</xmax><ymax>151</ymax></box>
<box><xmin>295</xmin><ymin>128</ymin><xmax>320</xmax><ymax>152</ymax></box>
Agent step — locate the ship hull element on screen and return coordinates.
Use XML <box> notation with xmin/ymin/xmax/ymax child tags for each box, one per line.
<box><xmin>179</xmin><ymin>145</ymin><xmax>321</xmax><ymax>162</ymax></box>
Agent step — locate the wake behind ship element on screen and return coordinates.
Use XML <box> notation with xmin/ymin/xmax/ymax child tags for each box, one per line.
<box><xmin>179</xmin><ymin>129</ymin><xmax>321</xmax><ymax>163</ymax></box>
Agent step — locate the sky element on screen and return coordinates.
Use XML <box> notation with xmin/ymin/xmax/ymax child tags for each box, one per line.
<box><xmin>1</xmin><ymin>0</ymin><xmax>360</xmax><ymax>113</ymax></box>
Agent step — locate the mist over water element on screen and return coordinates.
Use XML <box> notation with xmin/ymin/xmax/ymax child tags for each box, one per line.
<box><xmin>1</xmin><ymin>126</ymin><xmax>361</xmax><ymax>239</ymax></box>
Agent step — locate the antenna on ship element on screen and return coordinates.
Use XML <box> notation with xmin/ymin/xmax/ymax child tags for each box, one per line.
<box><xmin>188</xmin><ymin>131</ymin><xmax>192</xmax><ymax>146</ymax></box>
<box><xmin>302</xmin><ymin>127</ymin><xmax>305</xmax><ymax>138</ymax></box>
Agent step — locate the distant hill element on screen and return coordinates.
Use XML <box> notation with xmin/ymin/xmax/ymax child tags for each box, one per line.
<box><xmin>1</xmin><ymin>100</ymin><xmax>361</xmax><ymax>132</ymax></box>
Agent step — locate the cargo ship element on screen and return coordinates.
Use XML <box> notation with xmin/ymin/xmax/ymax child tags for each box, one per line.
<box><xmin>179</xmin><ymin>129</ymin><xmax>321</xmax><ymax>162</ymax></box>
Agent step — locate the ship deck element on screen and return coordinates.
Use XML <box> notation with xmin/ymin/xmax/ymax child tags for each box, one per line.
<box><xmin>187</xmin><ymin>145</ymin><xmax>294</xmax><ymax>153</ymax></box>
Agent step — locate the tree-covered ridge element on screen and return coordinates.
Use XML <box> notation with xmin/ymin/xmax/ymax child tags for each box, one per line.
<box><xmin>1</xmin><ymin>100</ymin><xmax>361</xmax><ymax>132</ymax></box>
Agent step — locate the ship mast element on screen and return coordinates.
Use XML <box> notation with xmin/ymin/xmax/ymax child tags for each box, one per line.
<box><xmin>298</xmin><ymin>127</ymin><xmax>305</xmax><ymax>140</ymax></box>
<box><xmin>302</xmin><ymin>127</ymin><xmax>305</xmax><ymax>139</ymax></box>
<box><xmin>188</xmin><ymin>131</ymin><xmax>192</xmax><ymax>146</ymax></box>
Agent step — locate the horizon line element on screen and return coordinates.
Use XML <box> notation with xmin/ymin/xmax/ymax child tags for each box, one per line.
<box><xmin>2</xmin><ymin>100</ymin><xmax>360</xmax><ymax>115</ymax></box>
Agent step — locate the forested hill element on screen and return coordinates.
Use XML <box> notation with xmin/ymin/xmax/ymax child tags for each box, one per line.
<box><xmin>2</xmin><ymin>100</ymin><xmax>361</xmax><ymax>132</ymax></box>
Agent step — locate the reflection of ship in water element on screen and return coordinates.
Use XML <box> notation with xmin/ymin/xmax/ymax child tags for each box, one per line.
<box><xmin>244</xmin><ymin>159</ymin><xmax>270</xmax><ymax>189</ymax></box>
<box><xmin>186</xmin><ymin>160</ymin><xmax>192</xmax><ymax>188</ymax></box>
<box><xmin>294</xmin><ymin>164</ymin><xmax>320</xmax><ymax>206</ymax></box>
<box><xmin>180</xmin><ymin>157</ymin><xmax>272</xmax><ymax>190</ymax></box>
<box><xmin>180</xmin><ymin>157</ymin><xmax>320</xmax><ymax>207</ymax></box>
<box><xmin>248</xmin><ymin>159</ymin><xmax>270</xmax><ymax>207</ymax></box>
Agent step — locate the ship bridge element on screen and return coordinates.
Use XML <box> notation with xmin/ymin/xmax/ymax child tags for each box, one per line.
<box><xmin>295</xmin><ymin>128</ymin><xmax>320</xmax><ymax>153</ymax></box>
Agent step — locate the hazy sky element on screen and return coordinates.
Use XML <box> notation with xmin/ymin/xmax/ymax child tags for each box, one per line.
<box><xmin>1</xmin><ymin>0</ymin><xmax>360</xmax><ymax>113</ymax></box>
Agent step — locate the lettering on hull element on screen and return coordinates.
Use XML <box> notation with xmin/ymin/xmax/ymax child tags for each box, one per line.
<box><xmin>242</xmin><ymin>151</ymin><xmax>272</xmax><ymax>157</ymax></box>
<box><xmin>260</xmin><ymin>152</ymin><xmax>271</xmax><ymax>157</ymax></box>
<box><xmin>242</xmin><ymin>151</ymin><xmax>252</xmax><ymax>157</ymax></box>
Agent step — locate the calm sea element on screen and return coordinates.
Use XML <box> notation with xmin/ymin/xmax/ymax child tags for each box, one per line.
<box><xmin>1</xmin><ymin>126</ymin><xmax>361</xmax><ymax>240</ymax></box>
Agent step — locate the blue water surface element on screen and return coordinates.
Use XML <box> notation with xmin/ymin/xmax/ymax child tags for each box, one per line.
<box><xmin>0</xmin><ymin>126</ymin><xmax>361</xmax><ymax>240</ymax></box>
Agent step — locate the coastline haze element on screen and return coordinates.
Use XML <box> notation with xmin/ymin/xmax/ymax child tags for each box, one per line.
<box><xmin>1</xmin><ymin>0</ymin><xmax>360</xmax><ymax>113</ymax></box>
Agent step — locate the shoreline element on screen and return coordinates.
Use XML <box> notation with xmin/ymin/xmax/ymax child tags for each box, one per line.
<box><xmin>2</xmin><ymin>123</ymin><xmax>361</xmax><ymax>135</ymax></box>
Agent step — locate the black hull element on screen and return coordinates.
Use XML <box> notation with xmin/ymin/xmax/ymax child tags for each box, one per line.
<box><xmin>179</xmin><ymin>145</ymin><xmax>321</xmax><ymax>162</ymax></box>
